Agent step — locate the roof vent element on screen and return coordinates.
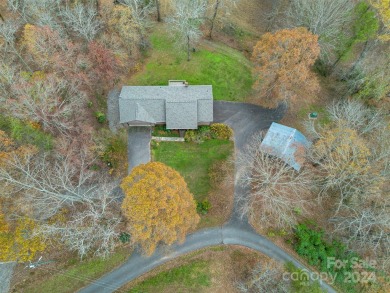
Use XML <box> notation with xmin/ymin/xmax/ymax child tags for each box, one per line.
<box><xmin>168</xmin><ymin>80</ymin><xmax>188</xmax><ymax>87</ymax></box>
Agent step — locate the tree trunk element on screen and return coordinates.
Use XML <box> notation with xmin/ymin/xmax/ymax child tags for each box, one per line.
<box><xmin>187</xmin><ymin>35</ymin><xmax>190</xmax><ymax>61</ymax></box>
<box><xmin>137</xmin><ymin>25</ymin><xmax>146</xmax><ymax>49</ymax></box>
<box><xmin>12</xmin><ymin>46</ymin><xmax>32</xmax><ymax>72</ymax></box>
<box><xmin>265</xmin><ymin>0</ymin><xmax>282</xmax><ymax>32</ymax></box>
<box><xmin>345</xmin><ymin>40</ymin><xmax>372</xmax><ymax>79</ymax></box>
<box><xmin>209</xmin><ymin>0</ymin><xmax>220</xmax><ymax>39</ymax></box>
<box><xmin>331</xmin><ymin>5</ymin><xmax>371</xmax><ymax>75</ymax></box>
<box><xmin>155</xmin><ymin>0</ymin><xmax>161</xmax><ymax>22</ymax></box>
<box><xmin>329</xmin><ymin>54</ymin><xmax>344</xmax><ymax>75</ymax></box>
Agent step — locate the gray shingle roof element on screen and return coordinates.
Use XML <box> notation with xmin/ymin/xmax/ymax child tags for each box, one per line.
<box><xmin>119</xmin><ymin>84</ymin><xmax>213</xmax><ymax>129</ymax></box>
<box><xmin>166</xmin><ymin>101</ymin><xmax>198</xmax><ymax>129</ymax></box>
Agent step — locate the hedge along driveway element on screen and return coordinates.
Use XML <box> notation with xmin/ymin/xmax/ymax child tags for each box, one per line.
<box><xmin>128</xmin><ymin>25</ymin><xmax>253</xmax><ymax>102</ymax></box>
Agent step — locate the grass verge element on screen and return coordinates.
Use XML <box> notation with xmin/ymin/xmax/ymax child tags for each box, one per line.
<box><xmin>128</xmin><ymin>25</ymin><xmax>253</xmax><ymax>102</ymax></box>
<box><xmin>128</xmin><ymin>260</ymin><xmax>211</xmax><ymax>293</ymax></box>
<box><xmin>120</xmin><ymin>246</ymin><xmax>266</xmax><ymax>293</ymax></box>
<box><xmin>21</xmin><ymin>249</ymin><xmax>130</xmax><ymax>293</ymax></box>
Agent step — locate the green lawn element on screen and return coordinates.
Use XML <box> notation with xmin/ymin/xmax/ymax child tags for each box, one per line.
<box><xmin>128</xmin><ymin>260</ymin><xmax>211</xmax><ymax>293</ymax></box>
<box><xmin>152</xmin><ymin>139</ymin><xmax>233</xmax><ymax>202</ymax></box>
<box><xmin>22</xmin><ymin>249</ymin><xmax>130</xmax><ymax>293</ymax></box>
<box><xmin>298</xmin><ymin>104</ymin><xmax>332</xmax><ymax>127</ymax></box>
<box><xmin>128</xmin><ymin>25</ymin><xmax>253</xmax><ymax>101</ymax></box>
<box><xmin>0</xmin><ymin>115</ymin><xmax>53</xmax><ymax>151</ymax></box>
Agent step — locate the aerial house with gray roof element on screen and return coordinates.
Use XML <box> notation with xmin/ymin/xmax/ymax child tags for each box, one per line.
<box><xmin>119</xmin><ymin>80</ymin><xmax>213</xmax><ymax>129</ymax></box>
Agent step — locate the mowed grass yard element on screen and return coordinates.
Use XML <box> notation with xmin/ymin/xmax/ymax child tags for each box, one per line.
<box><xmin>152</xmin><ymin>139</ymin><xmax>233</xmax><ymax>202</ymax></box>
<box><xmin>128</xmin><ymin>25</ymin><xmax>253</xmax><ymax>101</ymax></box>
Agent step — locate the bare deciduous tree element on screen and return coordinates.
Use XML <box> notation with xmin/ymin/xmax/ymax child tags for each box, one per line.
<box><xmin>7</xmin><ymin>0</ymin><xmax>62</xmax><ymax>25</ymax></box>
<box><xmin>285</xmin><ymin>0</ymin><xmax>354</xmax><ymax>60</ymax></box>
<box><xmin>37</xmin><ymin>191</ymin><xmax>121</xmax><ymax>258</ymax></box>
<box><xmin>237</xmin><ymin>132</ymin><xmax>312</xmax><ymax>229</ymax></box>
<box><xmin>236</xmin><ymin>262</ymin><xmax>289</xmax><ymax>293</ymax></box>
<box><xmin>8</xmin><ymin>76</ymin><xmax>85</xmax><ymax>135</ymax></box>
<box><xmin>326</xmin><ymin>99</ymin><xmax>386</xmax><ymax>135</ymax></box>
<box><xmin>60</xmin><ymin>3</ymin><xmax>101</xmax><ymax>42</ymax></box>
<box><xmin>0</xmin><ymin>150</ymin><xmax>109</xmax><ymax>219</ymax></box>
<box><xmin>207</xmin><ymin>0</ymin><xmax>238</xmax><ymax>39</ymax></box>
<box><xmin>117</xmin><ymin>0</ymin><xmax>153</xmax><ymax>47</ymax></box>
<box><xmin>0</xmin><ymin>20</ymin><xmax>32</xmax><ymax>71</ymax></box>
<box><xmin>331</xmin><ymin>201</ymin><xmax>390</xmax><ymax>258</ymax></box>
<box><xmin>0</xmin><ymin>150</ymin><xmax>122</xmax><ymax>258</ymax></box>
<box><xmin>168</xmin><ymin>0</ymin><xmax>207</xmax><ymax>61</ymax></box>
<box><xmin>0</xmin><ymin>61</ymin><xmax>16</xmax><ymax>97</ymax></box>
<box><xmin>262</xmin><ymin>0</ymin><xmax>284</xmax><ymax>32</ymax></box>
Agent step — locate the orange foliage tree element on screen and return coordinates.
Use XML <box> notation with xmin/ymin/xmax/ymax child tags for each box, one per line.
<box><xmin>251</xmin><ymin>27</ymin><xmax>320</xmax><ymax>108</ymax></box>
<box><xmin>120</xmin><ymin>162</ymin><xmax>199</xmax><ymax>255</ymax></box>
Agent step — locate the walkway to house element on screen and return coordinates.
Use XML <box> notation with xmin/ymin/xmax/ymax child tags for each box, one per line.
<box><xmin>79</xmin><ymin>101</ymin><xmax>336</xmax><ymax>293</ymax></box>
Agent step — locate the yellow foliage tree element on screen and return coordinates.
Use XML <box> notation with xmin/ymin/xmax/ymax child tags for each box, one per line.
<box><xmin>21</xmin><ymin>24</ymin><xmax>51</xmax><ymax>68</ymax></box>
<box><xmin>121</xmin><ymin>162</ymin><xmax>199</xmax><ymax>255</ymax></box>
<box><xmin>108</xmin><ymin>5</ymin><xmax>141</xmax><ymax>49</ymax></box>
<box><xmin>0</xmin><ymin>132</ymin><xmax>44</xmax><ymax>262</ymax></box>
<box><xmin>0</xmin><ymin>204</ymin><xmax>46</xmax><ymax>262</ymax></box>
<box><xmin>252</xmin><ymin>27</ymin><xmax>320</xmax><ymax>108</ymax></box>
<box><xmin>310</xmin><ymin>123</ymin><xmax>382</xmax><ymax>208</ymax></box>
<box><xmin>370</xmin><ymin>0</ymin><xmax>390</xmax><ymax>41</ymax></box>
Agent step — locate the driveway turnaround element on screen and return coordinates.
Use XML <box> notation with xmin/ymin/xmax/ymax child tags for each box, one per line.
<box><xmin>127</xmin><ymin>126</ymin><xmax>152</xmax><ymax>172</ymax></box>
<box><xmin>79</xmin><ymin>101</ymin><xmax>336</xmax><ymax>293</ymax></box>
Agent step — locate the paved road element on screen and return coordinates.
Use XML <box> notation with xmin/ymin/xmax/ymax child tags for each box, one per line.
<box><xmin>79</xmin><ymin>101</ymin><xmax>336</xmax><ymax>293</ymax></box>
<box><xmin>127</xmin><ymin>126</ymin><xmax>152</xmax><ymax>172</ymax></box>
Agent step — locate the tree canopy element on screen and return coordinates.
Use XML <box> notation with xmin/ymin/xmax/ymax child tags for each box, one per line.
<box><xmin>0</xmin><ymin>203</ymin><xmax>46</xmax><ymax>262</ymax></box>
<box><xmin>251</xmin><ymin>27</ymin><xmax>320</xmax><ymax>108</ymax></box>
<box><xmin>121</xmin><ymin>162</ymin><xmax>199</xmax><ymax>255</ymax></box>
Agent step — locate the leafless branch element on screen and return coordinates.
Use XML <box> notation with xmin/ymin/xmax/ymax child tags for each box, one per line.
<box><xmin>8</xmin><ymin>75</ymin><xmax>85</xmax><ymax>135</ymax></box>
<box><xmin>60</xmin><ymin>3</ymin><xmax>101</xmax><ymax>42</ymax></box>
<box><xmin>326</xmin><ymin>99</ymin><xmax>386</xmax><ymax>135</ymax></box>
<box><xmin>236</xmin><ymin>262</ymin><xmax>289</xmax><ymax>293</ymax></box>
<box><xmin>237</xmin><ymin>132</ymin><xmax>312</xmax><ymax>229</ymax></box>
<box><xmin>285</xmin><ymin>0</ymin><xmax>354</xmax><ymax>60</ymax></box>
<box><xmin>167</xmin><ymin>0</ymin><xmax>207</xmax><ymax>61</ymax></box>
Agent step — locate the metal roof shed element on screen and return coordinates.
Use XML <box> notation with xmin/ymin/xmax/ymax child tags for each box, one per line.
<box><xmin>261</xmin><ymin>122</ymin><xmax>311</xmax><ymax>171</ymax></box>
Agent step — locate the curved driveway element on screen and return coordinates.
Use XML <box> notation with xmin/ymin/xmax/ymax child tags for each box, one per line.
<box><xmin>79</xmin><ymin>101</ymin><xmax>336</xmax><ymax>293</ymax></box>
